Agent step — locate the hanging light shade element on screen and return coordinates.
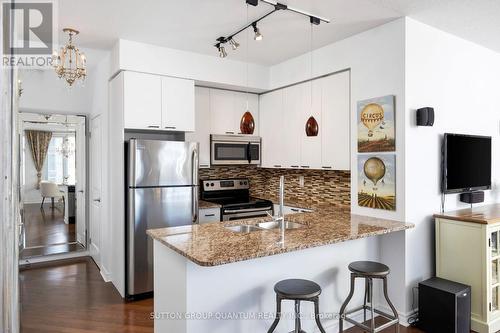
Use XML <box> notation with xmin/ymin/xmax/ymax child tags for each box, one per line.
<box><xmin>240</xmin><ymin>111</ymin><xmax>255</xmax><ymax>134</ymax></box>
<box><xmin>305</xmin><ymin>116</ymin><xmax>319</xmax><ymax>136</ymax></box>
<box><xmin>52</xmin><ymin>28</ymin><xmax>87</xmax><ymax>87</ymax></box>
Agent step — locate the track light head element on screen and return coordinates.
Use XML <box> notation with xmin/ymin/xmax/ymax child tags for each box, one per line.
<box><xmin>217</xmin><ymin>43</ymin><xmax>227</xmax><ymax>58</ymax></box>
<box><xmin>228</xmin><ymin>38</ymin><xmax>240</xmax><ymax>50</ymax></box>
<box><xmin>252</xmin><ymin>22</ymin><xmax>263</xmax><ymax>41</ymax></box>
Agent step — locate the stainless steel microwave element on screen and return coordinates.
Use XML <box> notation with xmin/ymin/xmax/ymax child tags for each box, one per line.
<box><xmin>210</xmin><ymin>134</ymin><xmax>261</xmax><ymax>165</ymax></box>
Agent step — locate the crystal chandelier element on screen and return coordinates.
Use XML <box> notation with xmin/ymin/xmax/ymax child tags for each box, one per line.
<box><xmin>52</xmin><ymin>28</ymin><xmax>87</xmax><ymax>86</ymax></box>
<box><xmin>56</xmin><ymin>137</ymin><xmax>75</xmax><ymax>158</ymax></box>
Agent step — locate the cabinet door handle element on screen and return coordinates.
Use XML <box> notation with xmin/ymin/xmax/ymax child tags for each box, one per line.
<box><xmin>147</xmin><ymin>125</ymin><xmax>160</xmax><ymax>128</ymax></box>
<box><xmin>200</xmin><ymin>164</ymin><xmax>210</xmax><ymax>168</ymax></box>
<box><xmin>290</xmin><ymin>208</ymin><xmax>300</xmax><ymax>212</ymax></box>
<box><xmin>290</xmin><ymin>165</ymin><xmax>299</xmax><ymax>168</ymax></box>
<box><xmin>301</xmin><ymin>166</ymin><xmax>310</xmax><ymax>169</ymax></box>
<box><xmin>322</xmin><ymin>166</ymin><xmax>332</xmax><ymax>169</ymax></box>
<box><xmin>225</xmin><ymin>131</ymin><xmax>235</xmax><ymax>135</ymax></box>
<box><xmin>164</xmin><ymin>126</ymin><xmax>176</xmax><ymax>129</ymax></box>
<box><xmin>204</xmin><ymin>214</ymin><xmax>216</xmax><ymax>217</ymax></box>
<box><xmin>273</xmin><ymin>165</ymin><xmax>282</xmax><ymax>168</ymax></box>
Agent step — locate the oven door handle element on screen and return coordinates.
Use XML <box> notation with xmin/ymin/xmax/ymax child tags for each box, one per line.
<box><xmin>224</xmin><ymin>206</ymin><xmax>273</xmax><ymax>214</ymax></box>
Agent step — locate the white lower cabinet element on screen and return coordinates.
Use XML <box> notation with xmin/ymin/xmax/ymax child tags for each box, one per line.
<box><xmin>185</xmin><ymin>87</ymin><xmax>211</xmax><ymax>168</ymax></box>
<box><xmin>199</xmin><ymin>208</ymin><xmax>221</xmax><ymax>224</ymax></box>
<box><xmin>436</xmin><ymin>218</ymin><xmax>500</xmax><ymax>333</ymax></box>
<box><xmin>259</xmin><ymin>71</ymin><xmax>350</xmax><ymax>171</ymax></box>
<box><xmin>273</xmin><ymin>204</ymin><xmax>313</xmax><ymax>215</ymax></box>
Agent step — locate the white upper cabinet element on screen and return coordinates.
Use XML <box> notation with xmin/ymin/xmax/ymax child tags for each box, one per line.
<box><xmin>161</xmin><ymin>76</ymin><xmax>195</xmax><ymax>132</ymax></box>
<box><xmin>282</xmin><ymin>84</ymin><xmax>303</xmax><ymax>168</ymax></box>
<box><xmin>185</xmin><ymin>87</ymin><xmax>211</xmax><ymax>168</ymax></box>
<box><xmin>210</xmin><ymin>89</ymin><xmax>259</xmax><ymax>135</ymax></box>
<box><xmin>260</xmin><ymin>90</ymin><xmax>284</xmax><ymax>168</ymax></box>
<box><xmin>300</xmin><ymin>80</ymin><xmax>322</xmax><ymax>169</ymax></box>
<box><xmin>123</xmin><ymin>71</ymin><xmax>162</xmax><ymax>130</ymax></box>
<box><xmin>259</xmin><ymin>71</ymin><xmax>350</xmax><ymax>171</ymax></box>
<box><xmin>122</xmin><ymin>71</ymin><xmax>194</xmax><ymax>132</ymax></box>
<box><xmin>321</xmin><ymin>71</ymin><xmax>350</xmax><ymax>170</ymax></box>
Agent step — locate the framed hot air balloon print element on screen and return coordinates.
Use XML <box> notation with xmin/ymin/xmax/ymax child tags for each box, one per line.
<box><xmin>357</xmin><ymin>95</ymin><xmax>395</xmax><ymax>153</ymax></box>
<box><xmin>357</xmin><ymin>154</ymin><xmax>396</xmax><ymax>211</ymax></box>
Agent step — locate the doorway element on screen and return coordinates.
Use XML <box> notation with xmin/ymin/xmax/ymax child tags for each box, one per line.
<box><xmin>19</xmin><ymin>113</ymin><xmax>87</xmax><ymax>259</ymax></box>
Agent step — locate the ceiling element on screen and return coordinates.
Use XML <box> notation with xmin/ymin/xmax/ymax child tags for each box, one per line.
<box><xmin>58</xmin><ymin>0</ymin><xmax>500</xmax><ymax>65</ymax></box>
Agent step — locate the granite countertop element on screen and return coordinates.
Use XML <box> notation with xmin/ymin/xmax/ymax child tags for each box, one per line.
<box><xmin>147</xmin><ymin>206</ymin><xmax>414</xmax><ymax>267</ymax></box>
<box><xmin>199</xmin><ymin>200</ymin><xmax>221</xmax><ymax>209</ymax></box>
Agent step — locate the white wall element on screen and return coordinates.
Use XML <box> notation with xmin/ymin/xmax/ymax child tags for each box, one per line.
<box><xmin>269</xmin><ymin>18</ymin><xmax>408</xmax><ymax>314</ymax></box>
<box><xmin>404</xmin><ymin>17</ymin><xmax>500</xmax><ymax>313</ymax></box>
<box><xmin>112</xmin><ymin>39</ymin><xmax>270</xmax><ymax>92</ymax></box>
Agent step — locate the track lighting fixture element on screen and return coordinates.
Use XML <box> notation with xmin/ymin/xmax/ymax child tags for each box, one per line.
<box><xmin>214</xmin><ymin>0</ymin><xmax>330</xmax><ymax>58</ymax></box>
<box><xmin>216</xmin><ymin>43</ymin><xmax>227</xmax><ymax>58</ymax></box>
<box><xmin>228</xmin><ymin>38</ymin><xmax>240</xmax><ymax>50</ymax></box>
<box><xmin>252</xmin><ymin>22</ymin><xmax>263</xmax><ymax>41</ymax></box>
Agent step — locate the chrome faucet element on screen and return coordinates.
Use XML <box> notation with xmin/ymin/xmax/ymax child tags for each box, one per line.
<box><xmin>277</xmin><ymin>175</ymin><xmax>285</xmax><ymax>246</ymax></box>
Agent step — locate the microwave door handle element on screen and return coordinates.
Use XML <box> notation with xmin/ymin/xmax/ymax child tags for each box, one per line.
<box><xmin>247</xmin><ymin>143</ymin><xmax>251</xmax><ymax>164</ymax></box>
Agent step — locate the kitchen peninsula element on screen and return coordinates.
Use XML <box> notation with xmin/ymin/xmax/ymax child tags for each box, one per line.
<box><xmin>147</xmin><ymin>207</ymin><xmax>413</xmax><ymax>333</ymax></box>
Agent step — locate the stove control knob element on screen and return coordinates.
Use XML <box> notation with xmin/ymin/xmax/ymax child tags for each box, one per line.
<box><xmin>240</xmin><ymin>181</ymin><xmax>243</xmax><ymax>185</ymax></box>
<box><xmin>211</xmin><ymin>183</ymin><xmax>215</xmax><ymax>187</ymax></box>
<box><xmin>244</xmin><ymin>181</ymin><xmax>248</xmax><ymax>185</ymax></box>
<box><xmin>205</xmin><ymin>183</ymin><xmax>210</xmax><ymax>187</ymax></box>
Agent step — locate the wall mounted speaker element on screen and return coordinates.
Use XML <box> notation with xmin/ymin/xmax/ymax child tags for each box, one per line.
<box><xmin>417</xmin><ymin>107</ymin><xmax>435</xmax><ymax>126</ymax></box>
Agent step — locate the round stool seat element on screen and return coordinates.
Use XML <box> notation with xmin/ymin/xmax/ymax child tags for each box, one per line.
<box><xmin>274</xmin><ymin>279</ymin><xmax>322</xmax><ymax>299</ymax></box>
<box><xmin>348</xmin><ymin>261</ymin><xmax>390</xmax><ymax>276</ymax></box>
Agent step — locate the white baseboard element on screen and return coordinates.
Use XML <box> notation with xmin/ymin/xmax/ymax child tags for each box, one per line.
<box><xmin>19</xmin><ymin>250</ymin><xmax>90</xmax><ymax>266</ymax></box>
<box><xmin>100</xmin><ymin>266</ymin><xmax>112</xmax><ymax>283</ymax></box>
<box><xmin>375</xmin><ymin>303</ymin><xmax>416</xmax><ymax>327</ymax></box>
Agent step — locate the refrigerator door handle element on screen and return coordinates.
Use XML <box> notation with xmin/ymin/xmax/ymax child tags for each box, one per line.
<box><xmin>191</xmin><ymin>146</ymin><xmax>199</xmax><ymax>185</ymax></box>
<box><xmin>192</xmin><ymin>188</ymin><xmax>199</xmax><ymax>224</ymax></box>
<box><xmin>128</xmin><ymin>139</ymin><xmax>137</xmax><ymax>187</ymax></box>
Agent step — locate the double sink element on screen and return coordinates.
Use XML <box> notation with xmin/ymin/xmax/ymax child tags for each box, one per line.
<box><xmin>225</xmin><ymin>220</ymin><xmax>305</xmax><ymax>233</ymax></box>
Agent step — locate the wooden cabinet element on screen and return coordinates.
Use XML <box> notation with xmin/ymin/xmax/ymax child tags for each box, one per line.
<box><xmin>436</xmin><ymin>217</ymin><xmax>500</xmax><ymax>333</ymax></box>
<box><xmin>199</xmin><ymin>208</ymin><xmax>221</xmax><ymax>224</ymax></box>
<box><xmin>260</xmin><ymin>90</ymin><xmax>284</xmax><ymax>168</ymax></box>
<box><xmin>122</xmin><ymin>71</ymin><xmax>194</xmax><ymax>132</ymax></box>
<box><xmin>321</xmin><ymin>71</ymin><xmax>350</xmax><ymax>170</ymax></box>
<box><xmin>259</xmin><ymin>71</ymin><xmax>350</xmax><ymax>170</ymax></box>
<box><xmin>161</xmin><ymin>76</ymin><xmax>195</xmax><ymax>131</ymax></box>
<box><xmin>210</xmin><ymin>89</ymin><xmax>259</xmax><ymax>135</ymax></box>
<box><xmin>185</xmin><ymin>87</ymin><xmax>211</xmax><ymax>168</ymax></box>
<box><xmin>123</xmin><ymin>71</ymin><xmax>162</xmax><ymax>130</ymax></box>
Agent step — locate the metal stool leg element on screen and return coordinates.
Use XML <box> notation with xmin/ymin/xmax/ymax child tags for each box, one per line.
<box><xmin>339</xmin><ymin>273</ymin><xmax>356</xmax><ymax>333</ymax></box>
<box><xmin>382</xmin><ymin>276</ymin><xmax>399</xmax><ymax>333</ymax></box>
<box><xmin>267</xmin><ymin>295</ymin><xmax>282</xmax><ymax>333</ymax></box>
<box><xmin>313</xmin><ymin>297</ymin><xmax>326</xmax><ymax>333</ymax></box>
<box><xmin>294</xmin><ymin>300</ymin><xmax>301</xmax><ymax>333</ymax></box>
<box><xmin>369</xmin><ymin>278</ymin><xmax>375</xmax><ymax>332</ymax></box>
<box><xmin>363</xmin><ymin>278</ymin><xmax>368</xmax><ymax>322</ymax></box>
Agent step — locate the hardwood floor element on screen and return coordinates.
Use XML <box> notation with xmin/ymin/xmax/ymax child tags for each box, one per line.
<box><xmin>20</xmin><ymin>257</ymin><xmax>154</xmax><ymax>333</ymax></box>
<box><xmin>19</xmin><ymin>257</ymin><xmax>422</xmax><ymax>333</ymax></box>
<box><xmin>21</xmin><ymin>203</ymin><xmax>81</xmax><ymax>258</ymax></box>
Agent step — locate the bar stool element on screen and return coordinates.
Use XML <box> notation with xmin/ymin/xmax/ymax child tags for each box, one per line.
<box><xmin>267</xmin><ymin>278</ymin><xmax>326</xmax><ymax>333</ymax></box>
<box><xmin>339</xmin><ymin>261</ymin><xmax>399</xmax><ymax>333</ymax></box>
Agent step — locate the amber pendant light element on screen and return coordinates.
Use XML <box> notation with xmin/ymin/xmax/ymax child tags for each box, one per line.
<box><xmin>240</xmin><ymin>111</ymin><xmax>255</xmax><ymax>134</ymax></box>
<box><xmin>304</xmin><ymin>22</ymin><xmax>319</xmax><ymax>137</ymax></box>
<box><xmin>305</xmin><ymin>116</ymin><xmax>319</xmax><ymax>136</ymax></box>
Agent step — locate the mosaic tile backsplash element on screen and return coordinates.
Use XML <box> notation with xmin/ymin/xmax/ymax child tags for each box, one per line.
<box><xmin>199</xmin><ymin>166</ymin><xmax>351</xmax><ymax>208</ymax></box>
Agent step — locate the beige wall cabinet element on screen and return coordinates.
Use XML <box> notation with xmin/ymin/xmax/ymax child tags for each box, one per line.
<box><xmin>436</xmin><ymin>217</ymin><xmax>500</xmax><ymax>333</ymax></box>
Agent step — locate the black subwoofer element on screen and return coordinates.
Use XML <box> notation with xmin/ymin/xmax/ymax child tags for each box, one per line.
<box><xmin>418</xmin><ymin>277</ymin><xmax>471</xmax><ymax>333</ymax></box>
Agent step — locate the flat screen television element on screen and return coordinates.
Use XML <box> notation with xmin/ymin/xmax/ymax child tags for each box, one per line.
<box><xmin>443</xmin><ymin>133</ymin><xmax>492</xmax><ymax>194</ymax></box>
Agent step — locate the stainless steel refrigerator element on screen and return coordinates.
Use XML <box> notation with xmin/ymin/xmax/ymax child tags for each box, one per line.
<box><xmin>126</xmin><ymin>139</ymin><xmax>199</xmax><ymax>297</ymax></box>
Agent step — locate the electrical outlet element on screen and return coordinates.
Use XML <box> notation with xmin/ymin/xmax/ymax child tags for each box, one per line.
<box><xmin>299</xmin><ymin>176</ymin><xmax>305</xmax><ymax>187</ymax></box>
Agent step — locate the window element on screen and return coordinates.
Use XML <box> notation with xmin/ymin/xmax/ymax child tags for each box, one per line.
<box><xmin>44</xmin><ymin>133</ymin><xmax>76</xmax><ymax>184</ymax></box>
